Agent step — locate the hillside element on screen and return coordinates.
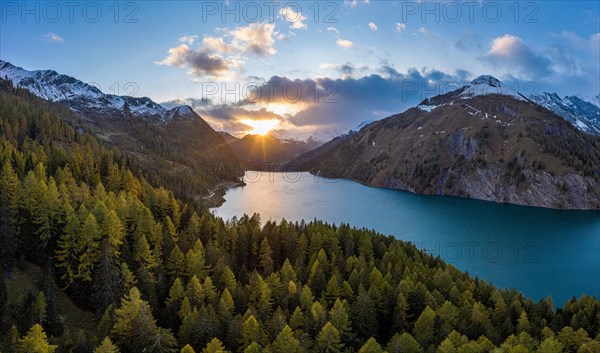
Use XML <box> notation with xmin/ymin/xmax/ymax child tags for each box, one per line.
<box><xmin>225</xmin><ymin>134</ymin><xmax>321</xmax><ymax>169</ymax></box>
<box><xmin>288</xmin><ymin>76</ymin><xmax>600</xmax><ymax>210</ymax></box>
<box><xmin>2</xmin><ymin>74</ymin><xmax>599</xmax><ymax>353</ymax></box>
<box><xmin>0</xmin><ymin>61</ymin><xmax>242</xmax><ymax>202</ymax></box>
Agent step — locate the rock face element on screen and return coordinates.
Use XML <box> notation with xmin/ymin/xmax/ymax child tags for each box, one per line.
<box><xmin>288</xmin><ymin>76</ymin><xmax>600</xmax><ymax>210</ymax></box>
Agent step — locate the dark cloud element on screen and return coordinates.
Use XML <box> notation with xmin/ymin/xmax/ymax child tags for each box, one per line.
<box><xmin>158</xmin><ymin>44</ymin><xmax>229</xmax><ymax>78</ymax></box>
<box><xmin>234</xmin><ymin>68</ymin><xmax>471</xmax><ymax>136</ymax></box>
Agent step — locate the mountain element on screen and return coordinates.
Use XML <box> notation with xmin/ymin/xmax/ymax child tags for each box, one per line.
<box><xmin>225</xmin><ymin>133</ymin><xmax>321</xmax><ymax>168</ymax></box>
<box><xmin>529</xmin><ymin>92</ymin><xmax>600</xmax><ymax>135</ymax></box>
<box><xmin>288</xmin><ymin>75</ymin><xmax>600</xmax><ymax>209</ymax></box>
<box><xmin>0</xmin><ymin>60</ymin><xmax>188</xmax><ymax>122</ymax></box>
<box><xmin>0</xmin><ymin>60</ymin><xmax>241</xmax><ymax>202</ymax></box>
<box><xmin>349</xmin><ymin>120</ymin><xmax>375</xmax><ymax>133</ymax></box>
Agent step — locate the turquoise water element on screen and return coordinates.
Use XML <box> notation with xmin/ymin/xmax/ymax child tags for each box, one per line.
<box><xmin>212</xmin><ymin>172</ymin><xmax>600</xmax><ymax>306</ymax></box>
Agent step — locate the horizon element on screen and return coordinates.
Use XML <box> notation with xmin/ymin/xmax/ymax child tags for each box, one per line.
<box><xmin>2</xmin><ymin>0</ymin><xmax>599</xmax><ymax>139</ymax></box>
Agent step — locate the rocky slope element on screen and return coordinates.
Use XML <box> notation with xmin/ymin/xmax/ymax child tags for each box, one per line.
<box><xmin>288</xmin><ymin>76</ymin><xmax>600</xmax><ymax>209</ymax></box>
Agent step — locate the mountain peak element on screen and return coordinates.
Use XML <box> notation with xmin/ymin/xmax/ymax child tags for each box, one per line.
<box><xmin>0</xmin><ymin>60</ymin><xmax>15</xmax><ymax>70</ymax></box>
<box><xmin>470</xmin><ymin>75</ymin><xmax>502</xmax><ymax>87</ymax></box>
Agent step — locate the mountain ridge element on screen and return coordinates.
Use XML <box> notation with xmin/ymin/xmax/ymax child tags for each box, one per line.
<box><xmin>287</xmin><ymin>75</ymin><xmax>600</xmax><ymax>209</ymax></box>
<box><xmin>0</xmin><ymin>60</ymin><xmax>242</xmax><ymax>202</ymax></box>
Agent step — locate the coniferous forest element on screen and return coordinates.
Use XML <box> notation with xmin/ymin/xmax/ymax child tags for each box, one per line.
<box><xmin>1</xmin><ymin>79</ymin><xmax>600</xmax><ymax>353</ymax></box>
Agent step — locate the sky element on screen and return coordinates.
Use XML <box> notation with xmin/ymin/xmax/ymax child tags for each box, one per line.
<box><xmin>1</xmin><ymin>0</ymin><xmax>599</xmax><ymax>139</ymax></box>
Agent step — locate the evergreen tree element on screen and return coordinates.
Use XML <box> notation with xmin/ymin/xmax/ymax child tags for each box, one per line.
<box><xmin>111</xmin><ymin>287</ymin><xmax>159</xmax><ymax>352</ymax></box>
<box><xmin>358</xmin><ymin>337</ymin><xmax>385</xmax><ymax>353</ymax></box>
<box><xmin>316</xmin><ymin>322</ymin><xmax>344</xmax><ymax>353</ymax></box>
<box><xmin>94</xmin><ymin>337</ymin><xmax>121</xmax><ymax>353</ymax></box>
<box><xmin>270</xmin><ymin>325</ymin><xmax>304</xmax><ymax>353</ymax></box>
<box><xmin>413</xmin><ymin>306</ymin><xmax>436</xmax><ymax>349</ymax></box>
<box><xmin>17</xmin><ymin>324</ymin><xmax>58</xmax><ymax>353</ymax></box>
<box><xmin>0</xmin><ymin>161</ymin><xmax>19</xmax><ymax>270</ymax></box>
<box><xmin>201</xmin><ymin>338</ymin><xmax>230</xmax><ymax>353</ymax></box>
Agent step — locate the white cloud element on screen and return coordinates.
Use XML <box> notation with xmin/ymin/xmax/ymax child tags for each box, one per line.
<box><xmin>43</xmin><ymin>32</ymin><xmax>64</xmax><ymax>44</ymax></box>
<box><xmin>336</xmin><ymin>39</ymin><xmax>354</xmax><ymax>48</ymax></box>
<box><xmin>395</xmin><ymin>23</ymin><xmax>406</xmax><ymax>32</ymax></box>
<box><xmin>483</xmin><ymin>34</ymin><xmax>553</xmax><ymax>78</ymax></box>
<box><xmin>230</xmin><ymin>23</ymin><xmax>277</xmax><ymax>56</ymax></box>
<box><xmin>327</xmin><ymin>27</ymin><xmax>340</xmax><ymax>35</ymax></box>
<box><xmin>159</xmin><ymin>23</ymin><xmax>280</xmax><ymax>79</ymax></box>
<box><xmin>368</xmin><ymin>22</ymin><xmax>378</xmax><ymax>31</ymax></box>
<box><xmin>178</xmin><ymin>35</ymin><xmax>198</xmax><ymax>45</ymax></box>
<box><xmin>279</xmin><ymin>7</ymin><xmax>307</xmax><ymax>30</ymax></box>
<box><xmin>344</xmin><ymin>0</ymin><xmax>369</xmax><ymax>7</ymax></box>
<box><xmin>202</xmin><ymin>36</ymin><xmax>233</xmax><ymax>53</ymax></box>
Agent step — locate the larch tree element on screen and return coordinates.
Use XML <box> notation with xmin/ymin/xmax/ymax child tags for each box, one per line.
<box><xmin>17</xmin><ymin>324</ymin><xmax>57</xmax><ymax>353</ymax></box>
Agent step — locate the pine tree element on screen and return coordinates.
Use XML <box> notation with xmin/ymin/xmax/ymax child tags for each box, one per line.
<box><xmin>17</xmin><ymin>324</ymin><xmax>58</xmax><ymax>353</ymax></box>
<box><xmin>55</xmin><ymin>209</ymin><xmax>80</xmax><ymax>287</ymax></box>
<box><xmin>316</xmin><ymin>322</ymin><xmax>344</xmax><ymax>353</ymax></box>
<box><xmin>386</xmin><ymin>332</ymin><xmax>422</xmax><ymax>353</ymax></box>
<box><xmin>258</xmin><ymin>238</ymin><xmax>274</xmax><ymax>275</ymax></box>
<box><xmin>181</xmin><ymin>345</ymin><xmax>196</xmax><ymax>353</ymax></box>
<box><xmin>270</xmin><ymin>325</ymin><xmax>304</xmax><ymax>353</ymax></box>
<box><xmin>201</xmin><ymin>338</ymin><xmax>230</xmax><ymax>353</ymax></box>
<box><xmin>241</xmin><ymin>315</ymin><xmax>262</xmax><ymax>348</ymax></box>
<box><xmin>166</xmin><ymin>245</ymin><xmax>186</xmax><ymax>278</ymax></box>
<box><xmin>76</xmin><ymin>213</ymin><xmax>101</xmax><ymax>282</ymax></box>
<box><xmin>243</xmin><ymin>342</ymin><xmax>262</xmax><ymax>353</ymax></box>
<box><xmin>112</xmin><ymin>287</ymin><xmax>158</xmax><ymax>352</ymax></box>
<box><xmin>413</xmin><ymin>305</ymin><xmax>436</xmax><ymax>349</ymax></box>
<box><xmin>358</xmin><ymin>337</ymin><xmax>384</xmax><ymax>353</ymax></box>
<box><xmin>94</xmin><ymin>337</ymin><xmax>121</xmax><ymax>353</ymax></box>
<box><xmin>146</xmin><ymin>328</ymin><xmax>179</xmax><ymax>353</ymax></box>
<box><xmin>0</xmin><ymin>160</ymin><xmax>19</xmax><ymax>270</ymax></box>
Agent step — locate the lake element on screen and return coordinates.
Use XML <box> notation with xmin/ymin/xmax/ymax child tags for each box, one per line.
<box><xmin>212</xmin><ymin>171</ymin><xmax>600</xmax><ymax>306</ymax></box>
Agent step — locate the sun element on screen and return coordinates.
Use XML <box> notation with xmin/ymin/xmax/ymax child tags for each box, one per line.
<box><xmin>242</xmin><ymin>119</ymin><xmax>280</xmax><ymax>136</ymax></box>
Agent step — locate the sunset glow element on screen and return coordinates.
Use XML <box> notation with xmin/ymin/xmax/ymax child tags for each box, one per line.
<box><xmin>242</xmin><ymin>119</ymin><xmax>280</xmax><ymax>136</ymax></box>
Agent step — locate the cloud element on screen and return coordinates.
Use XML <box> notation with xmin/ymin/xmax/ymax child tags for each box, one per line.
<box><xmin>202</xmin><ymin>36</ymin><xmax>233</xmax><ymax>53</ymax></box>
<box><xmin>157</xmin><ymin>44</ymin><xmax>230</xmax><ymax>78</ymax></box>
<box><xmin>43</xmin><ymin>32</ymin><xmax>64</xmax><ymax>44</ymax></box>
<box><xmin>321</xmin><ymin>63</ymin><xmax>371</xmax><ymax>78</ymax></box>
<box><xmin>344</xmin><ymin>0</ymin><xmax>370</xmax><ymax>7</ymax></box>
<box><xmin>336</xmin><ymin>39</ymin><xmax>354</xmax><ymax>48</ymax></box>
<box><xmin>159</xmin><ymin>23</ymin><xmax>279</xmax><ymax>79</ymax></box>
<box><xmin>368</xmin><ymin>22</ymin><xmax>378</xmax><ymax>31</ymax></box>
<box><xmin>327</xmin><ymin>27</ymin><xmax>340</xmax><ymax>35</ymax></box>
<box><xmin>227</xmin><ymin>68</ymin><xmax>471</xmax><ymax>138</ymax></box>
<box><xmin>178</xmin><ymin>35</ymin><xmax>198</xmax><ymax>45</ymax></box>
<box><xmin>395</xmin><ymin>23</ymin><xmax>406</xmax><ymax>32</ymax></box>
<box><xmin>482</xmin><ymin>34</ymin><xmax>553</xmax><ymax>78</ymax></box>
<box><xmin>279</xmin><ymin>6</ymin><xmax>307</xmax><ymax>30</ymax></box>
<box><xmin>230</xmin><ymin>23</ymin><xmax>277</xmax><ymax>56</ymax></box>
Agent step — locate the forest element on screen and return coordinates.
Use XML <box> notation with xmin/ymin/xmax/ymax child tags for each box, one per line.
<box><xmin>0</xmin><ymin>79</ymin><xmax>599</xmax><ymax>353</ymax></box>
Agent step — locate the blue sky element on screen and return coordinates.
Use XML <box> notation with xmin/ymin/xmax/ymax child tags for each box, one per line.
<box><xmin>1</xmin><ymin>0</ymin><xmax>599</xmax><ymax>138</ymax></box>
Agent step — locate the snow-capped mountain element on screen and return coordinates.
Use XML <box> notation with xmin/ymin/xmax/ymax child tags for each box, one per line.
<box><xmin>0</xmin><ymin>60</ymin><xmax>194</xmax><ymax>124</ymax></box>
<box><xmin>417</xmin><ymin>75</ymin><xmax>599</xmax><ymax>135</ymax></box>
<box><xmin>418</xmin><ymin>75</ymin><xmax>525</xmax><ymax>112</ymax></box>
<box><xmin>529</xmin><ymin>92</ymin><xmax>600</xmax><ymax>135</ymax></box>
